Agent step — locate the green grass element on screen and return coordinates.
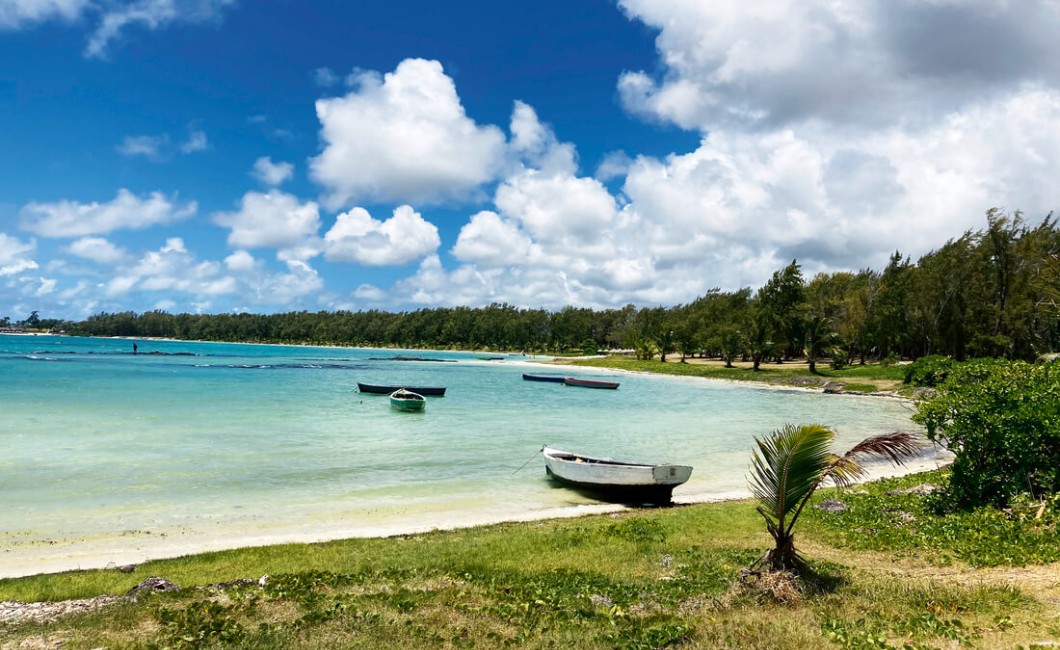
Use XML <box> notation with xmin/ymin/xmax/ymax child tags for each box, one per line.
<box><xmin>562</xmin><ymin>356</ymin><xmax>905</xmax><ymax>393</ymax></box>
<box><xmin>2</xmin><ymin>476</ymin><xmax>1058</xmax><ymax>649</ymax></box>
<box><xmin>805</xmin><ymin>470</ymin><xmax>1060</xmax><ymax>568</ymax></box>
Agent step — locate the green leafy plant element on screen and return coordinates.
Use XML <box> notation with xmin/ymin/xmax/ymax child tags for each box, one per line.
<box><xmin>902</xmin><ymin>355</ymin><xmax>955</xmax><ymax>386</ymax></box>
<box><xmin>914</xmin><ymin>359</ymin><xmax>1060</xmax><ymax>508</ymax></box>
<box><xmin>749</xmin><ymin>424</ymin><xmax>921</xmax><ymax>573</ymax></box>
<box><xmin>156</xmin><ymin>600</ymin><xmax>247</xmax><ymax>649</ymax></box>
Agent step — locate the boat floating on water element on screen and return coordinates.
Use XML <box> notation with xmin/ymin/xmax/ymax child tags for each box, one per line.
<box><xmin>522</xmin><ymin>373</ymin><xmax>566</xmax><ymax>383</ymax></box>
<box><xmin>541</xmin><ymin>446</ymin><xmax>692</xmax><ymax>505</ymax></box>
<box><xmin>389</xmin><ymin>389</ymin><xmax>427</xmax><ymax>412</ymax></box>
<box><xmin>357</xmin><ymin>382</ymin><xmax>446</xmax><ymax>396</ymax></box>
<box><xmin>563</xmin><ymin>377</ymin><xmax>620</xmax><ymax>389</ymax></box>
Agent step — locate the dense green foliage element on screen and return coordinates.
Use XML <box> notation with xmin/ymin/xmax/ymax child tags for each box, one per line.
<box><xmin>913</xmin><ymin>359</ymin><xmax>1060</xmax><ymax>509</ymax></box>
<box><xmin>902</xmin><ymin>355</ymin><xmax>956</xmax><ymax>387</ymax></box>
<box><xmin>22</xmin><ymin>210</ymin><xmax>1056</xmax><ymax>365</ymax></box>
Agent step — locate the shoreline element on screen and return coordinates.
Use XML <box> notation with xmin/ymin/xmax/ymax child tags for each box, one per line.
<box><xmin>1</xmin><ymin>336</ymin><xmax>932</xmax><ymax>580</ymax></box>
<box><xmin>0</xmin><ymin>447</ymin><xmax>950</xmax><ymax>580</ymax></box>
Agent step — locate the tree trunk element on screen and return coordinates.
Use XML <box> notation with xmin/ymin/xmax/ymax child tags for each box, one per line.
<box><xmin>765</xmin><ymin>532</ymin><xmax>803</xmax><ymax>573</ymax></box>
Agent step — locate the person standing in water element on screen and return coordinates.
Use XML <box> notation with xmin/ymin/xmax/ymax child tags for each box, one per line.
<box><xmin>133</xmin><ymin>342</ymin><xmax>138</xmax><ymax>355</ymax></box>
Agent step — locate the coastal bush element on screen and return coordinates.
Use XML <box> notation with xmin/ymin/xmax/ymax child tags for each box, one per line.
<box><xmin>913</xmin><ymin>359</ymin><xmax>1060</xmax><ymax>509</ymax></box>
<box><xmin>902</xmin><ymin>355</ymin><xmax>955</xmax><ymax>386</ymax></box>
<box><xmin>830</xmin><ymin>350</ymin><xmax>849</xmax><ymax>370</ymax></box>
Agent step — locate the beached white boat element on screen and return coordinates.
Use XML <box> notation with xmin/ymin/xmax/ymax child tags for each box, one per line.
<box><xmin>541</xmin><ymin>446</ymin><xmax>692</xmax><ymax>505</ymax></box>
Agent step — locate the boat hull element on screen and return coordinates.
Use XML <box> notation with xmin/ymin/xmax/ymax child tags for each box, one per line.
<box><xmin>359</xmin><ymin>382</ymin><xmax>446</xmax><ymax>396</ymax></box>
<box><xmin>563</xmin><ymin>377</ymin><xmax>620</xmax><ymax>389</ymax></box>
<box><xmin>389</xmin><ymin>389</ymin><xmax>426</xmax><ymax>411</ymax></box>
<box><xmin>522</xmin><ymin>373</ymin><xmax>566</xmax><ymax>383</ymax></box>
<box><xmin>542</xmin><ymin>447</ymin><xmax>691</xmax><ymax>505</ymax></box>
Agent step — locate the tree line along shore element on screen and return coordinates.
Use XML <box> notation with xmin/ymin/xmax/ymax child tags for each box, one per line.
<box><xmin>9</xmin><ymin>210</ymin><xmax>1058</xmax><ymax>367</ymax></box>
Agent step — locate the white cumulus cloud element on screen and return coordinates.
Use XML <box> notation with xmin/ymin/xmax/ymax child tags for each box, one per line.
<box><xmin>66</xmin><ymin>236</ymin><xmax>127</xmax><ymax>264</ymax></box>
<box><xmin>106</xmin><ymin>237</ymin><xmax>236</xmax><ymax>298</ymax></box>
<box><xmin>0</xmin><ymin>0</ymin><xmax>88</xmax><ymax>29</ymax></box>
<box><xmin>617</xmin><ymin>0</ymin><xmax>1060</xmax><ymax>132</ymax></box>
<box><xmin>324</xmin><ymin>205</ymin><xmax>440</xmax><ymax>266</ymax></box>
<box><xmin>250</xmin><ymin>156</ymin><xmax>294</xmax><ymax>186</ymax></box>
<box><xmin>224</xmin><ymin>250</ymin><xmax>258</xmax><ymax>273</ymax></box>
<box><xmin>19</xmin><ymin>189</ymin><xmax>197</xmax><ymax>238</ymax></box>
<box><xmin>452</xmin><ymin>211</ymin><xmax>532</xmax><ymax>267</ymax></box>
<box><xmin>117</xmin><ymin>134</ymin><xmax>169</xmax><ymax>160</ymax></box>
<box><xmin>0</xmin><ymin>232</ymin><xmax>38</xmax><ymax>276</ymax></box>
<box><xmin>309</xmin><ymin>58</ymin><xmax>507</xmax><ymax>208</ymax></box>
<box><xmin>181</xmin><ymin>126</ymin><xmax>208</xmax><ymax>153</ymax></box>
<box><xmin>213</xmin><ymin>190</ymin><xmax>321</xmax><ymax>259</ymax></box>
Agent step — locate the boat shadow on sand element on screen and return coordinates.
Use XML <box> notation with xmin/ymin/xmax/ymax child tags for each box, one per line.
<box><xmin>544</xmin><ymin>480</ymin><xmax>685</xmax><ymax>508</ymax></box>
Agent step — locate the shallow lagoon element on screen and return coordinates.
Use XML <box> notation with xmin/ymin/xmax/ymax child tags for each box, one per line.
<box><xmin>0</xmin><ymin>334</ymin><xmax>934</xmax><ymax>576</ymax></box>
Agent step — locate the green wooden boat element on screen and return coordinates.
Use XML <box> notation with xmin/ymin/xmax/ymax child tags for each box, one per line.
<box><xmin>389</xmin><ymin>388</ymin><xmax>426</xmax><ymax>412</ymax></box>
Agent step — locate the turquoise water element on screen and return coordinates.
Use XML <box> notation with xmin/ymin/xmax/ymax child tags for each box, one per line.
<box><xmin>0</xmin><ymin>334</ymin><xmax>927</xmax><ymax>575</ymax></box>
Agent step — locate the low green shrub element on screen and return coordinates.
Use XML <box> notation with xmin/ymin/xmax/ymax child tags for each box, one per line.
<box><xmin>902</xmin><ymin>355</ymin><xmax>955</xmax><ymax>386</ymax></box>
<box><xmin>913</xmin><ymin>359</ymin><xmax>1060</xmax><ymax>508</ymax></box>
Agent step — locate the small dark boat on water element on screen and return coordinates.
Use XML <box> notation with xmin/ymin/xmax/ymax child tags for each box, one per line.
<box><xmin>357</xmin><ymin>382</ymin><xmax>446</xmax><ymax>396</ymax></box>
<box><xmin>563</xmin><ymin>377</ymin><xmax>620</xmax><ymax>390</ymax></box>
<box><xmin>542</xmin><ymin>446</ymin><xmax>692</xmax><ymax>505</ymax></box>
<box><xmin>522</xmin><ymin>373</ymin><xmax>566</xmax><ymax>383</ymax></box>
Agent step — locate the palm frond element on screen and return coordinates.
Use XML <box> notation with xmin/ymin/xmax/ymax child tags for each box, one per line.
<box><xmin>746</xmin><ymin>425</ymin><xmax>925</xmax><ymax>574</ymax></box>
<box><xmin>839</xmin><ymin>431</ymin><xmax>922</xmax><ymax>466</ymax></box>
<box><xmin>826</xmin><ymin>455</ymin><xmax>864</xmax><ymax>488</ymax></box>
<box><xmin>749</xmin><ymin>424</ymin><xmax>835</xmax><ymax>530</ymax></box>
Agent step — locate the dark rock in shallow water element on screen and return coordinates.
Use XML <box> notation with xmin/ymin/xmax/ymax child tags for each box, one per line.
<box><xmin>817</xmin><ymin>498</ymin><xmax>849</xmax><ymax>513</ymax></box>
<box><xmin>127</xmin><ymin>577</ymin><xmax>181</xmax><ymax>598</ymax></box>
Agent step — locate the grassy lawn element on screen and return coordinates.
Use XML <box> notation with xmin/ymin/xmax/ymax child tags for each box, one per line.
<box><xmin>2</xmin><ymin>472</ymin><xmax>1058</xmax><ymax>649</ymax></box>
<box><xmin>559</xmin><ymin>355</ymin><xmax>907</xmax><ymax>393</ymax></box>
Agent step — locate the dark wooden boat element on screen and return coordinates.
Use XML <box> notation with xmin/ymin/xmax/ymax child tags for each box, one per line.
<box><xmin>542</xmin><ymin>447</ymin><xmax>692</xmax><ymax>505</ymax></box>
<box><xmin>357</xmin><ymin>382</ymin><xmax>446</xmax><ymax>396</ymax></box>
<box><xmin>563</xmin><ymin>377</ymin><xmax>620</xmax><ymax>389</ymax></box>
<box><xmin>522</xmin><ymin>373</ymin><xmax>566</xmax><ymax>383</ymax></box>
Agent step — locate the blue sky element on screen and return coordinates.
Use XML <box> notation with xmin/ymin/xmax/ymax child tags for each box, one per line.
<box><xmin>2</xmin><ymin>0</ymin><xmax>1059</xmax><ymax>321</ymax></box>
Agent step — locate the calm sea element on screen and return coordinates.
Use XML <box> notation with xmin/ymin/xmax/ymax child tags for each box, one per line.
<box><xmin>0</xmin><ymin>334</ymin><xmax>931</xmax><ymax>576</ymax></box>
